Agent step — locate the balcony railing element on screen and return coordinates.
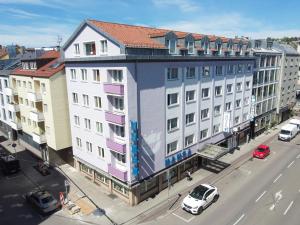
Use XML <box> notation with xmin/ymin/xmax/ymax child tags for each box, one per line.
<box><xmin>32</xmin><ymin>132</ymin><xmax>46</xmax><ymax>144</ymax></box>
<box><xmin>4</xmin><ymin>87</ymin><xmax>17</xmax><ymax>96</ymax></box>
<box><xmin>10</xmin><ymin>121</ymin><xmax>22</xmax><ymax>130</ymax></box>
<box><xmin>105</xmin><ymin>111</ymin><xmax>125</xmax><ymax>125</ymax></box>
<box><xmin>108</xmin><ymin>164</ymin><xmax>127</xmax><ymax>182</ymax></box>
<box><xmin>106</xmin><ymin>138</ymin><xmax>126</xmax><ymax>154</ymax></box>
<box><xmin>27</xmin><ymin>92</ymin><xmax>42</xmax><ymax>102</ymax></box>
<box><xmin>7</xmin><ymin>103</ymin><xmax>20</xmax><ymax>112</ymax></box>
<box><xmin>30</xmin><ymin>111</ymin><xmax>44</xmax><ymax>122</ymax></box>
<box><xmin>104</xmin><ymin>83</ymin><xmax>124</xmax><ymax>96</ymax></box>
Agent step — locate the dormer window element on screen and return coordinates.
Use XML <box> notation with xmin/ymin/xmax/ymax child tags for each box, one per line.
<box><xmin>166</xmin><ymin>39</ymin><xmax>177</xmax><ymax>54</ymax></box>
<box><xmin>84</xmin><ymin>42</ymin><xmax>96</xmax><ymax>56</ymax></box>
<box><xmin>187</xmin><ymin>41</ymin><xmax>194</xmax><ymax>54</ymax></box>
<box><xmin>267</xmin><ymin>41</ymin><xmax>273</xmax><ymax>49</ymax></box>
<box><xmin>255</xmin><ymin>40</ymin><xmax>261</xmax><ymax>49</ymax></box>
<box><xmin>216</xmin><ymin>43</ymin><xmax>222</xmax><ymax>55</ymax></box>
<box><xmin>202</xmin><ymin>42</ymin><xmax>209</xmax><ymax>54</ymax></box>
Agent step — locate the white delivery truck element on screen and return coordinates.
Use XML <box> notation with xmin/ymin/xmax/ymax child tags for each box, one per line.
<box><xmin>289</xmin><ymin>119</ymin><xmax>300</xmax><ymax>133</ymax></box>
<box><xmin>278</xmin><ymin>124</ymin><xmax>298</xmax><ymax>141</ymax></box>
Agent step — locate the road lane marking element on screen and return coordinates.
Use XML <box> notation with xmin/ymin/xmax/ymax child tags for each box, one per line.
<box><xmin>283</xmin><ymin>201</ymin><xmax>294</xmax><ymax>215</ymax></box>
<box><xmin>255</xmin><ymin>191</ymin><xmax>267</xmax><ymax>202</ymax></box>
<box><xmin>232</xmin><ymin>214</ymin><xmax>245</xmax><ymax>225</ymax></box>
<box><xmin>172</xmin><ymin>212</ymin><xmax>195</xmax><ymax>223</ymax></box>
<box><xmin>273</xmin><ymin>174</ymin><xmax>282</xmax><ymax>183</ymax></box>
<box><xmin>287</xmin><ymin>161</ymin><xmax>295</xmax><ymax>168</ymax></box>
<box><xmin>297</xmin><ymin>154</ymin><xmax>300</xmax><ymax>159</ymax></box>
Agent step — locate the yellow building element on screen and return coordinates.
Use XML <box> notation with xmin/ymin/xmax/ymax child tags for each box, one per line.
<box><xmin>8</xmin><ymin>50</ymin><xmax>72</xmax><ymax>165</ymax></box>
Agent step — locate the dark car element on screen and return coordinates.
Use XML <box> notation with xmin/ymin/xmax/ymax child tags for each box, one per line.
<box><xmin>0</xmin><ymin>155</ymin><xmax>20</xmax><ymax>175</ymax></box>
<box><xmin>25</xmin><ymin>190</ymin><xmax>60</xmax><ymax>215</ymax></box>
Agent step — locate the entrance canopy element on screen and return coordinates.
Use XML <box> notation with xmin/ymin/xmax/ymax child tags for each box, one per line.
<box><xmin>196</xmin><ymin>144</ymin><xmax>230</xmax><ymax>160</ymax></box>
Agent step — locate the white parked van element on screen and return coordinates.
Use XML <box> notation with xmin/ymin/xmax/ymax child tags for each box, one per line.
<box><xmin>289</xmin><ymin>119</ymin><xmax>300</xmax><ymax>133</ymax></box>
<box><xmin>278</xmin><ymin>124</ymin><xmax>298</xmax><ymax>141</ymax></box>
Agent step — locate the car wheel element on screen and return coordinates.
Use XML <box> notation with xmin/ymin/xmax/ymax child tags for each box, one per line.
<box><xmin>213</xmin><ymin>194</ymin><xmax>219</xmax><ymax>202</ymax></box>
<box><xmin>197</xmin><ymin>206</ymin><xmax>203</xmax><ymax>215</ymax></box>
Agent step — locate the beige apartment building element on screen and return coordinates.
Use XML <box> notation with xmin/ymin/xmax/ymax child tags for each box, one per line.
<box><xmin>8</xmin><ymin>50</ymin><xmax>72</xmax><ymax>165</ymax></box>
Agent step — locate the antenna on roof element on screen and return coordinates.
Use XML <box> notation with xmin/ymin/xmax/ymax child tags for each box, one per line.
<box><xmin>57</xmin><ymin>35</ymin><xmax>63</xmax><ymax>47</ymax></box>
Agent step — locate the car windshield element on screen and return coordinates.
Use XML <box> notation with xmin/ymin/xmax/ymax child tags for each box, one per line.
<box><xmin>280</xmin><ymin>130</ymin><xmax>290</xmax><ymax>135</ymax></box>
<box><xmin>189</xmin><ymin>185</ymin><xmax>208</xmax><ymax>200</ymax></box>
<box><xmin>41</xmin><ymin>196</ymin><xmax>54</xmax><ymax>204</ymax></box>
<box><xmin>257</xmin><ymin>148</ymin><xmax>266</xmax><ymax>152</ymax></box>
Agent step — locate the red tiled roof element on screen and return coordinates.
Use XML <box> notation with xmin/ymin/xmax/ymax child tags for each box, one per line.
<box><xmin>12</xmin><ymin>51</ymin><xmax>64</xmax><ymax>78</ymax></box>
<box><xmin>192</xmin><ymin>34</ymin><xmax>204</xmax><ymax>40</ymax></box>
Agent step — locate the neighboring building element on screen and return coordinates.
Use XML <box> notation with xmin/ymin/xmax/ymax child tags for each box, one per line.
<box><xmin>249</xmin><ymin>39</ymin><xmax>281</xmax><ymax>136</ymax></box>
<box><xmin>0</xmin><ymin>58</ymin><xmax>20</xmax><ymax>137</ymax></box>
<box><xmin>0</xmin><ymin>46</ymin><xmax>9</xmax><ymax>60</ymax></box>
<box><xmin>63</xmin><ymin>19</ymin><xmax>254</xmax><ymax>205</ymax></box>
<box><xmin>9</xmin><ymin>50</ymin><xmax>72</xmax><ymax>165</ymax></box>
<box><xmin>273</xmin><ymin>43</ymin><xmax>300</xmax><ymax>121</ymax></box>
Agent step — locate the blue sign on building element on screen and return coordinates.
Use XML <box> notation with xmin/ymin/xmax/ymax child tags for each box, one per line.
<box><xmin>165</xmin><ymin>148</ymin><xmax>191</xmax><ymax>167</ymax></box>
<box><xmin>130</xmin><ymin>121</ymin><xmax>139</xmax><ymax>177</ymax></box>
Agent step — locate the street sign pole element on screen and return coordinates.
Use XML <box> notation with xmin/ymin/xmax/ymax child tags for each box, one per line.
<box><xmin>64</xmin><ymin>180</ymin><xmax>70</xmax><ymax>202</ymax></box>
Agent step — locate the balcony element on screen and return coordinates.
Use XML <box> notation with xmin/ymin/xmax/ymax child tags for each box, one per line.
<box><xmin>30</xmin><ymin>111</ymin><xmax>44</xmax><ymax>122</ymax></box>
<box><xmin>4</xmin><ymin>87</ymin><xmax>17</xmax><ymax>96</ymax></box>
<box><xmin>32</xmin><ymin>132</ymin><xmax>46</xmax><ymax>144</ymax></box>
<box><xmin>7</xmin><ymin>103</ymin><xmax>20</xmax><ymax>112</ymax></box>
<box><xmin>106</xmin><ymin>138</ymin><xmax>126</xmax><ymax>154</ymax></box>
<box><xmin>104</xmin><ymin>83</ymin><xmax>124</xmax><ymax>96</ymax></box>
<box><xmin>105</xmin><ymin>111</ymin><xmax>125</xmax><ymax>125</ymax></box>
<box><xmin>108</xmin><ymin>164</ymin><xmax>127</xmax><ymax>182</ymax></box>
<box><xmin>27</xmin><ymin>92</ymin><xmax>42</xmax><ymax>102</ymax></box>
<box><xmin>10</xmin><ymin>121</ymin><xmax>22</xmax><ymax>130</ymax></box>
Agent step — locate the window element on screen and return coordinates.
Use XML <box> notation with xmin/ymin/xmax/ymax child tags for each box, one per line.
<box><xmin>234</xmin><ymin>116</ymin><xmax>240</xmax><ymax>124</ymax></box>
<box><xmin>185</xmin><ymin>134</ymin><xmax>194</xmax><ymax>147</ymax></box>
<box><xmin>84</xmin><ymin>42</ymin><xmax>96</xmax><ymax>55</ymax></box>
<box><xmin>236</xmin><ymin>82</ymin><xmax>242</xmax><ymax>92</ymax></box>
<box><xmin>201</xmin><ymin>108</ymin><xmax>209</xmax><ymax>120</ymax></box>
<box><xmin>83</xmin><ymin>94</ymin><xmax>89</xmax><ymax>107</ymax></box>
<box><xmin>200</xmin><ymin>129</ymin><xmax>208</xmax><ymax>139</ymax></box>
<box><xmin>96</xmin><ymin>121</ymin><xmax>103</xmax><ymax>133</ymax></box>
<box><xmin>2</xmin><ymin>109</ymin><xmax>6</xmax><ymax>120</ymax></box>
<box><xmin>74</xmin><ymin>115</ymin><xmax>80</xmax><ymax>126</ymax></box>
<box><xmin>100</xmin><ymin>40</ymin><xmax>108</xmax><ymax>53</ymax></box>
<box><xmin>94</xmin><ymin>96</ymin><xmax>101</xmax><ymax>108</ymax></box>
<box><xmin>235</xmin><ymin>99</ymin><xmax>241</xmax><ymax>108</ymax></box>
<box><xmin>93</xmin><ymin>69</ymin><xmax>100</xmax><ymax>82</ymax></box>
<box><xmin>214</xmin><ymin>105</ymin><xmax>221</xmax><ymax>116</ymax></box>
<box><xmin>237</xmin><ymin>64</ymin><xmax>243</xmax><ymax>73</ymax></box>
<box><xmin>84</xmin><ymin>118</ymin><xmax>91</xmax><ymax>130</ymax></box>
<box><xmin>202</xmin><ymin>88</ymin><xmax>210</xmax><ymax>99</ymax></box>
<box><xmin>17</xmin><ymin>80</ymin><xmax>21</xmax><ymax>87</ymax></box>
<box><xmin>215</xmin><ymin>86</ymin><xmax>222</xmax><ymax>96</ymax></box>
<box><xmin>109</xmin><ymin>70</ymin><xmax>123</xmax><ymax>83</ymax></box>
<box><xmin>186</xmin><ymin>67</ymin><xmax>195</xmax><ymax>79</ymax></box>
<box><xmin>43</xmin><ymin>104</ymin><xmax>48</xmax><ymax>113</ymax></box>
<box><xmin>113</xmin><ymin>125</ymin><xmax>125</xmax><ymax>137</ymax></box>
<box><xmin>71</xmin><ymin>69</ymin><xmax>76</xmax><ymax>80</ymax></box>
<box><xmin>187</xmin><ymin>41</ymin><xmax>194</xmax><ymax>54</ymax></box>
<box><xmin>213</xmin><ymin>124</ymin><xmax>220</xmax><ymax>134</ymax></box>
<box><xmin>186</xmin><ymin>90</ymin><xmax>195</xmax><ymax>102</ymax></box>
<box><xmin>23</xmin><ymin>81</ymin><xmax>26</xmax><ymax>88</ymax></box>
<box><xmin>167</xmin><ymin>39</ymin><xmax>176</xmax><ymax>54</ymax></box>
<box><xmin>247</xmin><ymin>64</ymin><xmax>252</xmax><ymax>72</ymax></box>
<box><xmin>28</xmin><ymin>81</ymin><xmax>32</xmax><ymax>89</ymax></box>
<box><xmin>243</xmin><ymin>113</ymin><xmax>248</xmax><ymax>121</ymax></box>
<box><xmin>216</xmin><ymin>66</ymin><xmax>223</xmax><ymax>75</ymax></box>
<box><xmin>41</xmin><ymin>83</ymin><xmax>46</xmax><ymax>93</ymax></box>
<box><xmin>167</xmin><ymin>93</ymin><xmax>178</xmax><ymax>106</ymax></box>
<box><xmin>246</xmin><ymin>81</ymin><xmax>250</xmax><ymax>90</ymax></box>
<box><xmin>167</xmin><ymin>141</ymin><xmax>177</xmax><ymax>154</ymax></box>
<box><xmin>167</xmin><ymin>118</ymin><xmax>178</xmax><ymax>132</ymax></box>
<box><xmin>226</xmin><ymin>102</ymin><xmax>231</xmax><ymax>111</ymax></box>
<box><xmin>72</xmin><ymin>93</ymin><xmax>78</xmax><ymax>104</ymax></box>
<box><xmin>98</xmin><ymin>147</ymin><xmax>105</xmax><ymax>158</ymax></box>
<box><xmin>226</xmin><ymin>84</ymin><xmax>233</xmax><ymax>94</ymax></box>
<box><xmin>76</xmin><ymin>137</ymin><xmax>82</xmax><ymax>148</ymax></box>
<box><xmin>203</xmin><ymin>66</ymin><xmax>210</xmax><ymax>77</ymax></box>
<box><xmin>74</xmin><ymin>44</ymin><xmax>80</xmax><ymax>54</ymax></box>
<box><xmin>25</xmin><ymin>99</ymin><xmax>29</xmax><ymax>106</ymax></box>
<box><xmin>81</xmin><ymin>69</ymin><xmax>87</xmax><ymax>81</ymax></box>
<box><xmin>86</xmin><ymin>142</ymin><xmax>92</xmax><ymax>152</ymax></box>
<box><xmin>244</xmin><ymin>97</ymin><xmax>250</xmax><ymax>106</ymax></box>
<box><xmin>27</xmin><ymin>118</ymin><xmax>31</xmax><ymax>126</ymax></box>
<box><xmin>112</xmin><ymin>97</ymin><xmax>124</xmax><ymax>111</ymax></box>
<box><xmin>227</xmin><ymin>65</ymin><xmax>234</xmax><ymax>74</ymax></box>
<box><xmin>4</xmin><ymin>80</ymin><xmax>8</xmax><ymax>88</ymax></box>
<box><xmin>167</xmin><ymin>68</ymin><xmax>179</xmax><ymax>80</ymax></box>
<box><xmin>186</xmin><ymin>113</ymin><xmax>195</xmax><ymax>125</ymax></box>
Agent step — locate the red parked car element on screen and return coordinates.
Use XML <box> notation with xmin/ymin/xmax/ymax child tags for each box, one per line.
<box><xmin>253</xmin><ymin>145</ymin><xmax>270</xmax><ymax>159</ymax></box>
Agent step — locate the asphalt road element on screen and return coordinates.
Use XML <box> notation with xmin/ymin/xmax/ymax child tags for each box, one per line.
<box><xmin>137</xmin><ymin>134</ymin><xmax>300</xmax><ymax>225</ymax></box>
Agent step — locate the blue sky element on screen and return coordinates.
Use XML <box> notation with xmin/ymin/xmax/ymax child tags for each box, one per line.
<box><xmin>0</xmin><ymin>0</ymin><xmax>300</xmax><ymax>47</ymax></box>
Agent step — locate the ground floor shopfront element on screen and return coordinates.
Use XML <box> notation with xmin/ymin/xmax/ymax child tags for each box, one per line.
<box><xmin>253</xmin><ymin>109</ymin><xmax>277</xmax><ymax>137</ymax></box>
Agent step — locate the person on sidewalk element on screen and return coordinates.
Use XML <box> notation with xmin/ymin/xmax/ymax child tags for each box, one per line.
<box><xmin>186</xmin><ymin>170</ymin><xmax>192</xmax><ymax>181</ymax></box>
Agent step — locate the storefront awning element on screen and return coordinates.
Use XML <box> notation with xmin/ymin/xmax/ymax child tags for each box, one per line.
<box><xmin>196</xmin><ymin>144</ymin><xmax>230</xmax><ymax>160</ymax></box>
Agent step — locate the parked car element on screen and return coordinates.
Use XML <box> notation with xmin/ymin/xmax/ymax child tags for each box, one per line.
<box><xmin>25</xmin><ymin>190</ymin><xmax>60</xmax><ymax>215</ymax></box>
<box><xmin>253</xmin><ymin>144</ymin><xmax>270</xmax><ymax>159</ymax></box>
<box><xmin>0</xmin><ymin>154</ymin><xmax>20</xmax><ymax>175</ymax></box>
<box><xmin>181</xmin><ymin>184</ymin><xmax>219</xmax><ymax>215</ymax></box>
<box><xmin>289</xmin><ymin>119</ymin><xmax>300</xmax><ymax>133</ymax></box>
<box><xmin>278</xmin><ymin>124</ymin><xmax>298</xmax><ymax>141</ymax></box>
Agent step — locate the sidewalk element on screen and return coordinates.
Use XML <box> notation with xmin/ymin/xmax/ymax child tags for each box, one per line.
<box><xmin>0</xmin><ymin>119</ymin><xmax>293</xmax><ymax>225</ymax></box>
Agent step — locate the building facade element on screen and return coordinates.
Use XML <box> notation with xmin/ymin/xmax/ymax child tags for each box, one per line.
<box><xmin>63</xmin><ymin>20</ymin><xmax>254</xmax><ymax>205</ymax></box>
<box><xmin>9</xmin><ymin>50</ymin><xmax>72</xmax><ymax>165</ymax></box>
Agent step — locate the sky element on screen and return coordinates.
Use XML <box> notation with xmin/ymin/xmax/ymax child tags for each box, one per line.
<box><xmin>0</xmin><ymin>0</ymin><xmax>300</xmax><ymax>47</ymax></box>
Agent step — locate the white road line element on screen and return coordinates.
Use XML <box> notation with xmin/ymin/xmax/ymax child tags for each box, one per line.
<box><xmin>255</xmin><ymin>191</ymin><xmax>267</xmax><ymax>202</ymax></box>
<box><xmin>284</xmin><ymin>201</ymin><xmax>294</xmax><ymax>215</ymax></box>
<box><xmin>297</xmin><ymin>154</ymin><xmax>300</xmax><ymax>159</ymax></box>
<box><xmin>273</xmin><ymin>174</ymin><xmax>282</xmax><ymax>183</ymax></box>
<box><xmin>232</xmin><ymin>214</ymin><xmax>245</xmax><ymax>225</ymax></box>
<box><xmin>287</xmin><ymin>161</ymin><xmax>295</xmax><ymax>168</ymax></box>
<box><xmin>172</xmin><ymin>212</ymin><xmax>195</xmax><ymax>223</ymax></box>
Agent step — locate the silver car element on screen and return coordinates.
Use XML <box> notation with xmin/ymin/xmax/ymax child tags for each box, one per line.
<box><xmin>26</xmin><ymin>190</ymin><xmax>60</xmax><ymax>214</ymax></box>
